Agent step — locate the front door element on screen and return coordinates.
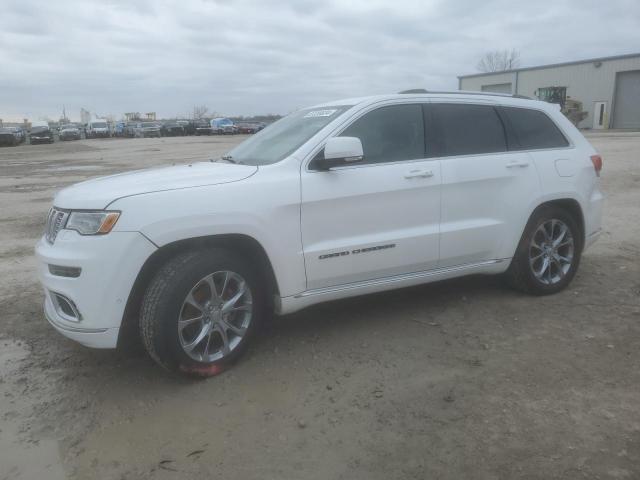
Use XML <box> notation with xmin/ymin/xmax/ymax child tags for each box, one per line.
<box><xmin>300</xmin><ymin>103</ymin><xmax>441</xmax><ymax>290</ymax></box>
<box><xmin>593</xmin><ymin>101</ymin><xmax>607</xmax><ymax>129</ymax></box>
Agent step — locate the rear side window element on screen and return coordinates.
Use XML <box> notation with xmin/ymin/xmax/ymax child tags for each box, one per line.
<box><xmin>339</xmin><ymin>104</ymin><xmax>425</xmax><ymax>164</ymax></box>
<box><xmin>430</xmin><ymin>103</ymin><xmax>507</xmax><ymax>156</ymax></box>
<box><xmin>500</xmin><ymin>107</ymin><xmax>569</xmax><ymax>150</ymax></box>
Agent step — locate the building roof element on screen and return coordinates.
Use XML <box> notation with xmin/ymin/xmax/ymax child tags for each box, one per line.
<box><xmin>458</xmin><ymin>52</ymin><xmax>640</xmax><ymax>79</ymax></box>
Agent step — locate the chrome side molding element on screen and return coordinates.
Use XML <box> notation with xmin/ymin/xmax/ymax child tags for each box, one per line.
<box><xmin>295</xmin><ymin>259</ymin><xmax>507</xmax><ymax>299</ymax></box>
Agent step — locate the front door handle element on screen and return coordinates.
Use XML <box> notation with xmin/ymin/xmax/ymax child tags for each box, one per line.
<box><xmin>404</xmin><ymin>169</ymin><xmax>434</xmax><ymax>179</ymax></box>
<box><xmin>506</xmin><ymin>160</ymin><xmax>530</xmax><ymax>168</ymax></box>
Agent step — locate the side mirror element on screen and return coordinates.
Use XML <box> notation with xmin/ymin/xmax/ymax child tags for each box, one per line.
<box><xmin>315</xmin><ymin>136</ymin><xmax>364</xmax><ymax>170</ymax></box>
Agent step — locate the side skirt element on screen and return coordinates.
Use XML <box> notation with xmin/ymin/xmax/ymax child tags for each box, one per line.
<box><xmin>276</xmin><ymin>258</ymin><xmax>510</xmax><ymax>315</ymax></box>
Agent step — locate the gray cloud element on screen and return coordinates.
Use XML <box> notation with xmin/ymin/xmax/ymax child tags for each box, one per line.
<box><xmin>0</xmin><ymin>0</ymin><xmax>638</xmax><ymax>121</ymax></box>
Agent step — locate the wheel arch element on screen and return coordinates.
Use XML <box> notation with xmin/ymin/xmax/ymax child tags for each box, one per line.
<box><xmin>522</xmin><ymin>197</ymin><xmax>586</xmax><ymax>251</ymax></box>
<box><xmin>538</xmin><ymin>198</ymin><xmax>584</xmax><ymax>242</ymax></box>
<box><xmin>117</xmin><ymin>233</ymin><xmax>279</xmax><ymax>349</ymax></box>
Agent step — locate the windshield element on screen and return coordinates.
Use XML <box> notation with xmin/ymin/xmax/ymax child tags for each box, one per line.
<box><xmin>91</xmin><ymin>122</ymin><xmax>107</xmax><ymax>128</ymax></box>
<box><xmin>31</xmin><ymin>126</ymin><xmax>49</xmax><ymax>132</ymax></box>
<box><xmin>225</xmin><ymin>105</ymin><xmax>351</xmax><ymax>165</ymax></box>
<box><xmin>218</xmin><ymin>119</ymin><xmax>233</xmax><ymax>126</ymax></box>
<box><xmin>143</xmin><ymin>123</ymin><xmax>159</xmax><ymax>128</ymax></box>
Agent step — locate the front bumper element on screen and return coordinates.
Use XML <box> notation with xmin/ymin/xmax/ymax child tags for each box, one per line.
<box><xmin>36</xmin><ymin>230</ymin><xmax>157</xmax><ymax>348</ymax></box>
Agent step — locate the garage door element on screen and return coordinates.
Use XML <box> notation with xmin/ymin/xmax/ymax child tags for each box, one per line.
<box><xmin>612</xmin><ymin>70</ymin><xmax>640</xmax><ymax>129</ymax></box>
<box><xmin>481</xmin><ymin>83</ymin><xmax>512</xmax><ymax>94</ymax></box>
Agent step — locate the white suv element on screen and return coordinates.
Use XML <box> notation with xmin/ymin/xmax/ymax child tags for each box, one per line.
<box><xmin>36</xmin><ymin>92</ymin><xmax>603</xmax><ymax>375</ymax></box>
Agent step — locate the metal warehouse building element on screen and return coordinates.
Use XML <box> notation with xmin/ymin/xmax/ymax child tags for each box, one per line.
<box><xmin>458</xmin><ymin>53</ymin><xmax>640</xmax><ymax>130</ymax></box>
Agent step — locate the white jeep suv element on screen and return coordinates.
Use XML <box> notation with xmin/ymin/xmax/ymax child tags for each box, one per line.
<box><xmin>36</xmin><ymin>92</ymin><xmax>603</xmax><ymax>375</ymax></box>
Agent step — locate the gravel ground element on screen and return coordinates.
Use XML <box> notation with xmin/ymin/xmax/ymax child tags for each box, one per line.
<box><xmin>0</xmin><ymin>132</ymin><xmax>639</xmax><ymax>480</ymax></box>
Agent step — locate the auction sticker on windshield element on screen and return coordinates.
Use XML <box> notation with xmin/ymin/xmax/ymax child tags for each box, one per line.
<box><xmin>304</xmin><ymin>109</ymin><xmax>337</xmax><ymax>118</ymax></box>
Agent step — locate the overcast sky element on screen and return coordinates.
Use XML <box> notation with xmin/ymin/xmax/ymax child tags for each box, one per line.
<box><xmin>1</xmin><ymin>0</ymin><xmax>638</xmax><ymax>121</ymax></box>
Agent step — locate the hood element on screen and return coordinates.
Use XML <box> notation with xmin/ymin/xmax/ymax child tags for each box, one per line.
<box><xmin>54</xmin><ymin>162</ymin><xmax>258</xmax><ymax>209</ymax></box>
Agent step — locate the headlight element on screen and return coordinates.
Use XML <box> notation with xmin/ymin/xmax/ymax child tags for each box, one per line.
<box><xmin>66</xmin><ymin>211</ymin><xmax>120</xmax><ymax>235</ymax></box>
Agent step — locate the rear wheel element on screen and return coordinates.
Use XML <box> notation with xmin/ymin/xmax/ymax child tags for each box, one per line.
<box><xmin>140</xmin><ymin>249</ymin><xmax>266</xmax><ymax>376</ymax></box>
<box><xmin>506</xmin><ymin>206</ymin><xmax>582</xmax><ymax>295</ymax></box>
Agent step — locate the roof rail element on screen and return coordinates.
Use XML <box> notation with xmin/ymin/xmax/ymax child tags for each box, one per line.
<box><xmin>398</xmin><ymin>89</ymin><xmax>532</xmax><ymax>100</ymax></box>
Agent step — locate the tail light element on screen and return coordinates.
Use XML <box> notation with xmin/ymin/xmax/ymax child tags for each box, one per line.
<box><xmin>590</xmin><ymin>155</ymin><xmax>603</xmax><ymax>176</ymax></box>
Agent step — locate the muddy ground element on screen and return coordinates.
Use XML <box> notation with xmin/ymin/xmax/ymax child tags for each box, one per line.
<box><xmin>0</xmin><ymin>132</ymin><xmax>639</xmax><ymax>480</ymax></box>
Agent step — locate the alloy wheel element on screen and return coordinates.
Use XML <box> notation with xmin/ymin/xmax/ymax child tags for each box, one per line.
<box><xmin>529</xmin><ymin>219</ymin><xmax>575</xmax><ymax>285</ymax></box>
<box><xmin>178</xmin><ymin>271</ymin><xmax>253</xmax><ymax>362</ymax></box>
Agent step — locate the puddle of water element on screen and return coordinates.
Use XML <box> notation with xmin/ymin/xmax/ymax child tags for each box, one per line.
<box><xmin>0</xmin><ymin>339</ymin><xmax>66</xmax><ymax>480</ymax></box>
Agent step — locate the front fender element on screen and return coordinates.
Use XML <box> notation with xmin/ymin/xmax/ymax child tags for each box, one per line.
<box><xmin>109</xmin><ymin>171</ymin><xmax>306</xmax><ymax>297</ymax></box>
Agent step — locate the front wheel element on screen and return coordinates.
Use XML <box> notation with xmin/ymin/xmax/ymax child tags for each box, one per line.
<box><xmin>505</xmin><ymin>206</ymin><xmax>582</xmax><ymax>295</ymax></box>
<box><xmin>140</xmin><ymin>249</ymin><xmax>266</xmax><ymax>376</ymax></box>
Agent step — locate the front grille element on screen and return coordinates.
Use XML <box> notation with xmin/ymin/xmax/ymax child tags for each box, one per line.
<box><xmin>45</xmin><ymin>208</ymin><xmax>69</xmax><ymax>244</ymax></box>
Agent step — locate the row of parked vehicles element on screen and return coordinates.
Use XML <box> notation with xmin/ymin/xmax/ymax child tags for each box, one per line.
<box><xmin>0</xmin><ymin>121</ymin><xmax>60</xmax><ymax>146</ymax></box>
<box><xmin>0</xmin><ymin>118</ymin><xmax>267</xmax><ymax>147</ymax></box>
<box><xmin>114</xmin><ymin>118</ymin><xmax>266</xmax><ymax>138</ymax></box>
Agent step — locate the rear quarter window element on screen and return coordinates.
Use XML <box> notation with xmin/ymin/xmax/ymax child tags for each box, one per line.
<box><xmin>499</xmin><ymin>107</ymin><xmax>569</xmax><ymax>150</ymax></box>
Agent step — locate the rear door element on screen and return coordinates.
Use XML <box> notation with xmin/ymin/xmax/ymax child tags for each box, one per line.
<box><xmin>300</xmin><ymin>103</ymin><xmax>442</xmax><ymax>290</ymax></box>
<box><xmin>430</xmin><ymin>101</ymin><xmax>541</xmax><ymax>267</ymax></box>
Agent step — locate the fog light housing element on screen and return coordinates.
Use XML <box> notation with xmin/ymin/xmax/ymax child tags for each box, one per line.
<box><xmin>50</xmin><ymin>292</ymin><xmax>82</xmax><ymax>322</ymax></box>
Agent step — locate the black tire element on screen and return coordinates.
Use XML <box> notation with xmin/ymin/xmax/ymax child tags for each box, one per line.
<box><xmin>140</xmin><ymin>248</ymin><xmax>266</xmax><ymax>376</ymax></box>
<box><xmin>505</xmin><ymin>205</ymin><xmax>583</xmax><ymax>295</ymax></box>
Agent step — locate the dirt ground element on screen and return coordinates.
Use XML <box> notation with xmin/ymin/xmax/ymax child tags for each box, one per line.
<box><xmin>0</xmin><ymin>132</ymin><xmax>639</xmax><ymax>480</ymax></box>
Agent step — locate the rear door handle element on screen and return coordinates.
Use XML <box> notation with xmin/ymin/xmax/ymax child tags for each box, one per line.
<box><xmin>404</xmin><ymin>169</ymin><xmax>434</xmax><ymax>179</ymax></box>
<box><xmin>506</xmin><ymin>160</ymin><xmax>530</xmax><ymax>168</ymax></box>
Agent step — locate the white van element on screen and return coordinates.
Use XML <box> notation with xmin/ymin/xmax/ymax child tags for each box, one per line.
<box><xmin>87</xmin><ymin>120</ymin><xmax>111</xmax><ymax>139</ymax></box>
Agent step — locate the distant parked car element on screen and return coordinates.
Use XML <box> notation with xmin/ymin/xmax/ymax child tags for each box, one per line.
<box><xmin>87</xmin><ymin>120</ymin><xmax>111</xmax><ymax>138</ymax></box>
<box><xmin>114</xmin><ymin>121</ymin><xmax>128</xmax><ymax>137</ymax></box>
<box><xmin>211</xmin><ymin>117</ymin><xmax>236</xmax><ymax>134</ymax></box>
<box><xmin>177</xmin><ymin>120</ymin><xmax>195</xmax><ymax>135</ymax></box>
<box><xmin>161</xmin><ymin>121</ymin><xmax>185</xmax><ymax>137</ymax></box>
<box><xmin>236</xmin><ymin>122</ymin><xmax>265</xmax><ymax>134</ymax></box>
<box><xmin>59</xmin><ymin>124</ymin><xmax>82</xmax><ymax>141</ymax></box>
<box><xmin>29</xmin><ymin>122</ymin><xmax>54</xmax><ymax>144</ymax></box>
<box><xmin>123</xmin><ymin>122</ymin><xmax>138</xmax><ymax>138</ymax></box>
<box><xmin>133</xmin><ymin>122</ymin><xmax>162</xmax><ymax>138</ymax></box>
<box><xmin>194</xmin><ymin>120</ymin><xmax>212</xmax><ymax>136</ymax></box>
<box><xmin>0</xmin><ymin>127</ymin><xmax>26</xmax><ymax>146</ymax></box>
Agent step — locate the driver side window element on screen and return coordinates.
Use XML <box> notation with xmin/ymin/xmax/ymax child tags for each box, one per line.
<box><xmin>340</xmin><ymin>104</ymin><xmax>425</xmax><ymax>164</ymax></box>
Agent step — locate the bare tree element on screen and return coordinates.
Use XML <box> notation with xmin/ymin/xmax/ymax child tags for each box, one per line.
<box><xmin>477</xmin><ymin>49</ymin><xmax>521</xmax><ymax>73</ymax></box>
<box><xmin>192</xmin><ymin>105</ymin><xmax>209</xmax><ymax>120</ymax></box>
